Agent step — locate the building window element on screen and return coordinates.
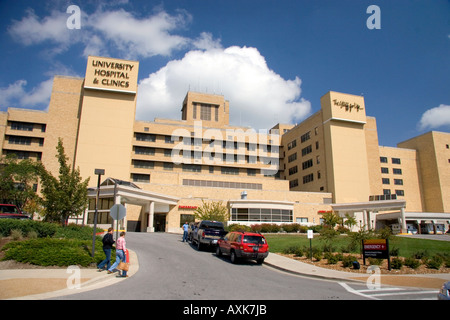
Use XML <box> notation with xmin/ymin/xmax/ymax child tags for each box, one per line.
<box><xmin>163</xmin><ymin>162</ymin><xmax>173</xmax><ymax>171</ymax></box>
<box><xmin>180</xmin><ymin>214</ymin><xmax>195</xmax><ymax>227</ymax></box>
<box><xmin>231</xmin><ymin>208</ymin><xmax>293</xmax><ymax>223</ymax></box>
<box><xmin>380</xmin><ymin>157</ymin><xmax>387</xmax><ymax>163</ymax></box>
<box><xmin>395</xmin><ymin>190</ymin><xmax>405</xmax><ymax>196</ymax></box>
<box><xmin>392</xmin><ymin>158</ymin><xmax>401</xmax><ymax>164</ymax></box>
<box><xmin>301</xmin><ymin>145</ymin><xmax>312</xmax><ymax>156</ymax></box>
<box><xmin>132</xmin><ymin>174</ymin><xmax>150</xmax><ymax>183</ymax></box>
<box><xmin>133</xmin><ymin>160</ymin><xmax>154</xmax><ymax>169</ymax></box>
<box><xmin>11</xmin><ymin>121</ymin><xmax>33</xmax><ymax>131</ymax></box>
<box><xmin>303</xmin><ymin>173</ymin><xmax>314</xmax><ymax>184</ymax></box>
<box><xmin>183</xmin><ymin>164</ymin><xmax>201</xmax><ymax>172</ymax></box>
<box><xmin>288</xmin><ymin>153</ymin><xmax>297</xmax><ymax>163</ymax></box>
<box><xmin>394</xmin><ymin>179</ymin><xmax>403</xmax><ymax>185</ymax></box>
<box><xmin>134</xmin><ymin>146</ymin><xmax>155</xmax><ymax>155</ymax></box>
<box><xmin>8</xmin><ymin>136</ymin><xmax>32</xmax><ymax>145</ymax></box>
<box><xmin>382</xmin><ymin>178</ymin><xmax>390</xmax><ymax>184</ymax></box>
<box><xmin>289</xmin><ymin>179</ymin><xmax>299</xmax><ymax>188</ymax></box>
<box><xmin>300</xmin><ymin>131</ymin><xmax>311</xmax><ymax>143</ymax></box>
<box><xmin>288</xmin><ymin>166</ymin><xmax>298</xmax><ymax>175</ymax></box>
<box><xmin>247</xmin><ymin>169</ymin><xmax>256</xmax><ymax>176</ymax></box>
<box><xmin>221</xmin><ymin>167</ymin><xmax>239</xmax><ymax>175</ymax></box>
<box><xmin>302</xmin><ymin>159</ymin><xmax>313</xmax><ymax>170</ymax></box>
<box><xmin>135</xmin><ymin>133</ymin><xmax>155</xmax><ymax>142</ymax></box>
<box><xmin>381</xmin><ymin>167</ymin><xmax>389</xmax><ymax>174</ymax></box>
<box><xmin>393</xmin><ymin>168</ymin><xmax>402</xmax><ymax>175</ymax></box>
<box><xmin>287</xmin><ymin>139</ymin><xmax>297</xmax><ymax>150</ymax></box>
<box><xmin>165</xmin><ymin>135</ymin><xmax>174</xmax><ymax>144</ymax></box>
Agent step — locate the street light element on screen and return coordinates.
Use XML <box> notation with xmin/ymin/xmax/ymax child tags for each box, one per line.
<box><xmin>91</xmin><ymin>168</ymin><xmax>105</xmax><ymax>258</ymax></box>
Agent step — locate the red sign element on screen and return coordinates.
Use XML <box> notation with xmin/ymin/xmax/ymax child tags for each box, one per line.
<box><xmin>363</xmin><ymin>239</ymin><xmax>389</xmax><ymax>259</ymax></box>
<box><xmin>178</xmin><ymin>205</ymin><xmax>198</xmax><ymax>210</ymax></box>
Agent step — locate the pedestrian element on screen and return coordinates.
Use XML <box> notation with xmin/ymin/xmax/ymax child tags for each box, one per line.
<box><xmin>97</xmin><ymin>227</ymin><xmax>115</xmax><ymax>271</ymax></box>
<box><xmin>108</xmin><ymin>231</ymin><xmax>128</xmax><ymax>277</ymax></box>
<box><xmin>182</xmin><ymin>221</ymin><xmax>189</xmax><ymax>242</ymax></box>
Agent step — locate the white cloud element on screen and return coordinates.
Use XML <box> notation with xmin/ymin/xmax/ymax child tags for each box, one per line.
<box><xmin>8</xmin><ymin>9</ymin><xmax>73</xmax><ymax>53</ymax></box>
<box><xmin>418</xmin><ymin>104</ymin><xmax>450</xmax><ymax>130</ymax></box>
<box><xmin>0</xmin><ymin>80</ymin><xmax>27</xmax><ymax>107</ymax></box>
<box><xmin>87</xmin><ymin>9</ymin><xmax>191</xmax><ymax>58</ymax></box>
<box><xmin>0</xmin><ymin>78</ymin><xmax>53</xmax><ymax>109</ymax></box>
<box><xmin>8</xmin><ymin>7</ymin><xmax>192</xmax><ymax>59</ymax></box>
<box><xmin>136</xmin><ymin>46</ymin><xmax>311</xmax><ymax>130</ymax></box>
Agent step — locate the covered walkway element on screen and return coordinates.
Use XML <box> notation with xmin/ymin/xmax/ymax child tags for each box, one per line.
<box><xmin>84</xmin><ymin>178</ymin><xmax>179</xmax><ymax>232</ymax></box>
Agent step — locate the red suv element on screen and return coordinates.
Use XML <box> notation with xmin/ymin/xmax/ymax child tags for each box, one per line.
<box><xmin>216</xmin><ymin>231</ymin><xmax>269</xmax><ymax>264</ymax></box>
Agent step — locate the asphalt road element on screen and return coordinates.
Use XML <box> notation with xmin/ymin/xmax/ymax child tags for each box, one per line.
<box><xmin>51</xmin><ymin>232</ymin><xmax>442</xmax><ymax>302</ymax></box>
<box><xmin>54</xmin><ymin>232</ymin><xmax>366</xmax><ymax>301</ymax></box>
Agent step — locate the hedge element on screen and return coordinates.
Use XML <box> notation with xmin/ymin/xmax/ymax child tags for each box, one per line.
<box><xmin>1</xmin><ymin>238</ymin><xmax>103</xmax><ymax>267</ymax></box>
<box><xmin>0</xmin><ymin>219</ymin><xmax>58</xmax><ymax>238</ymax></box>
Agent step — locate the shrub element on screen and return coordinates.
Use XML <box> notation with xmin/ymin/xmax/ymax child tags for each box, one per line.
<box><xmin>326</xmin><ymin>253</ymin><xmax>339</xmax><ymax>265</ymax></box>
<box><xmin>0</xmin><ymin>219</ymin><xmax>58</xmax><ymax>238</ymax></box>
<box><xmin>227</xmin><ymin>224</ymin><xmax>251</xmax><ymax>232</ymax></box>
<box><xmin>391</xmin><ymin>257</ymin><xmax>404</xmax><ymax>269</ymax></box>
<box><xmin>1</xmin><ymin>238</ymin><xmax>102</xmax><ymax>267</ymax></box>
<box><xmin>390</xmin><ymin>247</ymin><xmax>400</xmax><ymax>257</ymax></box>
<box><xmin>426</xmin><ymin>255</ymin><xmax>443</xmax><ymax>270</ymax></box>
<box><xmin>413</xmin><ymin>250</ymin><xmax>429</xmax><ymax>260</ymax></box>
<box><xmin>10</xmin><ymin>229</ymin><xmax>23</xmax><ymax>241</ymax></box>
<box><xmin>313</xmin><ymin>251</ymin><xmax>322</xmax><ymax>262</ymax></box>
<box><xmin>368</xmin><ymin>258</ymin><xmax>383</xmax><ymax>266</ymax></box>
<box><xmin>342</xmin><ymin>255</ymin><xmax>358</xmax><ymax>268</ymax></box>
<box><xmin>404</xmin><ymin>257</ymin><xmax>421</xmax><ymax>269</ymax></box>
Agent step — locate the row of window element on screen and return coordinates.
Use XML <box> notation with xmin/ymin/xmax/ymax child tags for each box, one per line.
<box><xmin>133</xmin><ymin>146</ymin><xmax>278</xmax><ymax>165</ymax></box>
<box><xmin>135</xmin><ymin>133</ymin><xmax>277</xmax><ymax>151</ymax></box>
<box><xmin>230</xmin><ymin>208</ymin><xmax>293</xmax><ymax>223</ymax></box>
<box><xmin>381</xmin><ymin>167</ymin><xmax>402</xmax><ymax>174</ymax></box>
<box><xmin>380</xmin><ymin>156</ymin><xmax>401</xmax><ymax>164</ymax></box>
<box><xmin>9</xmin><ymin>121</ymin><xmax>46</xmax><ymax>133</ymax></box>
<box><xmin>382</xmin><ymin>178</ymin><xmax>403</xmax><ymax>185</ymax></box>
<box><xmin>8</xmin><ymin>136</ymin><xmax>44</xmax><ymax>147</ymax></box>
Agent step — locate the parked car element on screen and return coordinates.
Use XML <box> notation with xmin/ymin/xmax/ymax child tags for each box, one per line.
<box><xmin>438</xmin><ymin>281</ymin><xmax>450</xmax><ymax>300</ymax></box>
<box><xmin>216</xmin><ymin>231</ymin><xmax>269</xmax><ymax>264</ymax></box>
<box><xmin>0</xmin><ymin>204</ymin><xmax>30</xmax><ymax>219</ymax></box>
<box><xmin>191</xmin><ymin>220</ymin><xmax>226</xmax><ymax>251</ymax></box>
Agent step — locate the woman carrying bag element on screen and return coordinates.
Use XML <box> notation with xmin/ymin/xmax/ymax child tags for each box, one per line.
<box><xmin>108</xmin><ymin>231</ymin><xmax>128</xmax><ymax>277</ymax></box>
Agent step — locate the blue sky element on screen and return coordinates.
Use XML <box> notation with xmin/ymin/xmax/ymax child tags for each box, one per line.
<box><xmin>0</xmin><ymin>0</ymin><xmax>449</xmax><ymax>147</ymax></box>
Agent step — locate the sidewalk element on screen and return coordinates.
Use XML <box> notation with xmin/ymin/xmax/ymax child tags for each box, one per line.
<box><xmin>0</xmin><ymin>250</ymin><xmax>139</xmax><ymax>300</ymax></box>
<box><xmin>264</xmin><ymin>253</ymin><xmax>450</xmax><ymax>290</ymax></box>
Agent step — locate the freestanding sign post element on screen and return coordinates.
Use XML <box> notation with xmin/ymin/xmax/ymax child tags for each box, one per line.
<box><xmin>110</xmin><ymin>203</ymin><xmax>126</xmax><ymax>241</ymax></box>
<box><xmin>307</xmin><ymin>230</ymin><xmax>314</xmax><ymax>261</ymax></box>
<box><xmin>362</xmin><ymin>239</ymin><xmax>391</xmax><ymax>271</ymax></box>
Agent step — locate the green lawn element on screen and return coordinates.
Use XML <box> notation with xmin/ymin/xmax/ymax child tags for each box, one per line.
<box><xmin>265</xmin><ymin>233</ymin><xmax>450</xmax><ymax>258</ymax></box>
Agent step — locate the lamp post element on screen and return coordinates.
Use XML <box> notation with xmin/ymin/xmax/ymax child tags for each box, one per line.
<box><xmin>91</xmin><ymin>169</ymin><xmax>105</xmax><ymax>258</ymax></box>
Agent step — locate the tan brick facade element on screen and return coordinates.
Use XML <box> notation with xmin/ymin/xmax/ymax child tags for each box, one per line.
<box><xmin>1</xmin><ymin>56</ymin><xmax>449</xmax><ymax>233</ymax></box>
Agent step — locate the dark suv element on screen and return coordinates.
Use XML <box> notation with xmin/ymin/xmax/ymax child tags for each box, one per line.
<box><xmin>216</xmin><ymin>231</ymin><xmax>269</xmax><ymax>264</ymax></box>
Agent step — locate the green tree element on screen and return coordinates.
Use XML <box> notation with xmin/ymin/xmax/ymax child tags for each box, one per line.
<box><xmin>0</xmin><ymin>155</ymin><xmax>41</xmax><ymax>208</ymax></box>
<box><xmin>194</xmin><ymin>200</ymin><xmax>229</xmax><ymax>222</ymax></box>
<box><xmin>320</xmin><ymin>210</ymin><xmax>342</xmax><ymax>228</ymax></box>
<box><xmin>39</xmin><ymin>138</ymin><xmax>90</xmax><ymax>225</ymax></box>
<box><xmin>343</xmin><ymin>213</ymin><xmax>357</xmax><ymax>231</ymax></box>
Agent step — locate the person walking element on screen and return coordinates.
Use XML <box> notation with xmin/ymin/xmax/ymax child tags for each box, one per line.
<box><xmin>108</xmin><ymin>231</ymin><xmax>128</xmax><ymax>277</ymax></box>
<box><xmin>97</xmin><ymin>227</ymin><xmax>115</xmax><ymax>271</ymax></box>
<box><xmin>182</xmin><ymin>222</ymin><xmax>189</xmax><ymax>242</ymax></box>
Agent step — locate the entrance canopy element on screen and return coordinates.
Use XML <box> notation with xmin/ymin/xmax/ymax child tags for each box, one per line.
<box><xmin>331</xmin><ymin>199</ymin><xmax>407</xmax><ymax>232</ymax></box>
<box><xmin>87</xmin><ymin>178</ymin><xmax>179</xmax><ymax>232</ymax></box>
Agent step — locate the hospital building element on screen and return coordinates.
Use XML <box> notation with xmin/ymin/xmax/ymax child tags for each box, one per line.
<box><xmin>1</xmin><ymin>56</ymin><xmax>449</xmax><ymax>234</ymax></box>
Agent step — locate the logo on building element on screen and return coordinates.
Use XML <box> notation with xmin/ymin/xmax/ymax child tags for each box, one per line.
<box><xmin>333</xmin><ymin>99</ymin><xmax>364</xmax><ymax>112</ymax></box>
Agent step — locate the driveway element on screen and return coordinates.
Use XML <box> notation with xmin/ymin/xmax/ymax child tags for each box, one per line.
<box><xmin>57</xmin><ymin>232</ymin><xmax>363</xmax><ymax>300</ymax></box>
